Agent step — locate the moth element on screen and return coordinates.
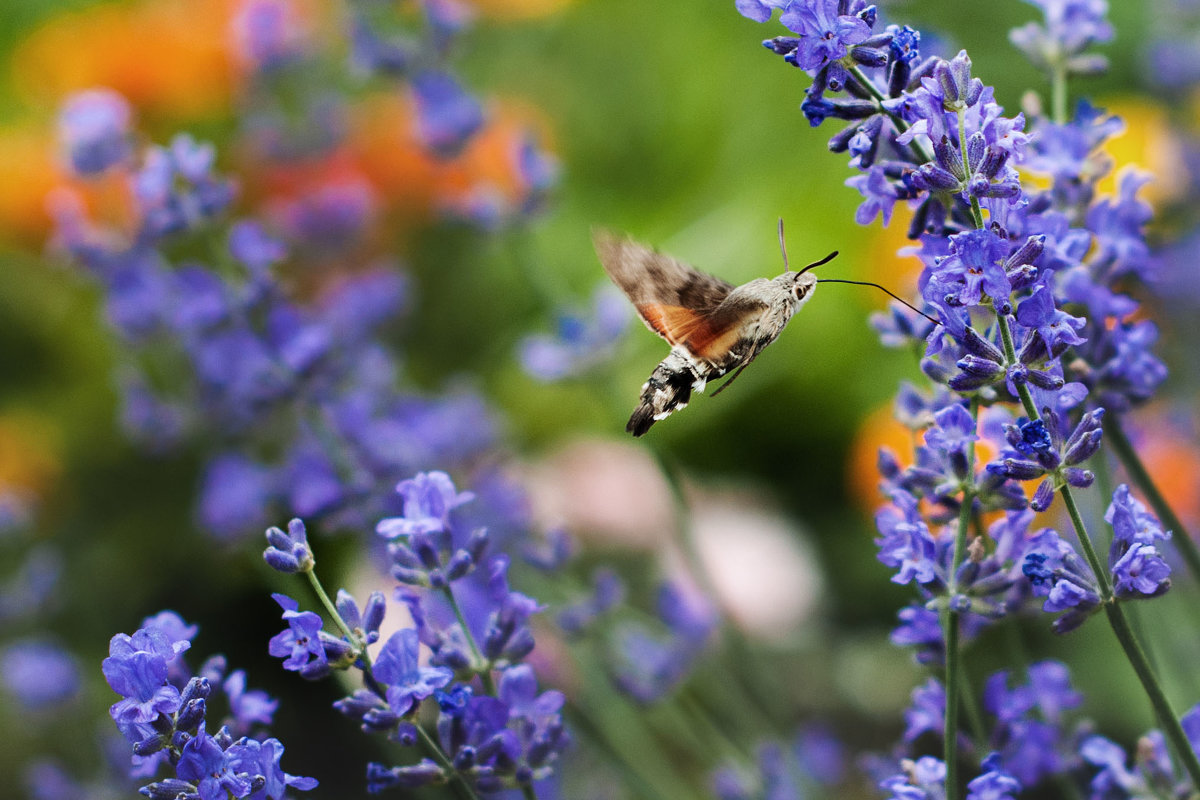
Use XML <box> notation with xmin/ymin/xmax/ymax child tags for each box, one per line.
<box><xmin>595</xmin><ymin>227</ymin><xmax>838</xmax><ymax>437</ymax></box>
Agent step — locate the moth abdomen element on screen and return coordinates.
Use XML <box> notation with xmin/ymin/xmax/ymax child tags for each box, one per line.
<box><xmin>626</xmin><ymin>351</ymin><xmax>706</xmax><ymax>437</ymax></box>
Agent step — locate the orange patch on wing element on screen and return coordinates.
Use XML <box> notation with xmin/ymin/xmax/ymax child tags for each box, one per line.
<box><xmin>635</xmin><ymin>303</ymin><xmax>708</xmax><ymax>345</ymax></box>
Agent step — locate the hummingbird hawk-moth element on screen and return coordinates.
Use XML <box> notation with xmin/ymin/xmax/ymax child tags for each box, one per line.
<box><xmin>595</xmin><ymin>229</ymin><xmax>838</xmax><ymax>437</ymax></box>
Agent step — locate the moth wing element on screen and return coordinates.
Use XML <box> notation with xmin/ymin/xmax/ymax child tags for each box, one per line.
<box><xmin>593</xmin><ymin>230</ymin><xmax>736</xmax><ymax>347</ymax></box>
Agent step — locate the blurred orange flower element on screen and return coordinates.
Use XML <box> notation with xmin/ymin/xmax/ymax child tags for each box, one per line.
<box><xmin>1129</xmin><ymin>408</ymin><xmax>1200</xmax><ymax>529</ymax></box>
<box><xmin>12</xmin><ymin>0</ymin><xmax>241</xmax><ymax>120</ymax></box>
<box><xmin>466</xmin><ymin>0</ymin><xmax>572</xmax><ymax>19</ymax></box>
<box><xmin>0</xmin><ymin>414</ymin><xmax>60</xmax><ymax>500</ymax></box>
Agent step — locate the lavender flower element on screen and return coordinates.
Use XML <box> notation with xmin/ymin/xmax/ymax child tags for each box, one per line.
<box><xmin>0</xmin><ymin>638</ymin><xmax>81</xmax><ymax>709</ymax></box>
<box><xmin>1106</xmin><ymin>484</ymin><xmax>1172</xmax><ymax>599</ymax></box>
<box><xmin>1010</xmin><ymin>0</ymin><xmax>1113</xmax><ymax>76</ymax></box>
<box><xmin>103</xmin><ymin>613</ymin><xmax>312</xmax><ymax>797</ymax></box>
<box><xmin>58</xmin><ymin>89</ymin><xmax>132</xmax><ymax>175</ymax></box>
<box><xmin>519</xmin><ymin>284</ymin><xmax>631</xmax><ymax>381</ymax></box>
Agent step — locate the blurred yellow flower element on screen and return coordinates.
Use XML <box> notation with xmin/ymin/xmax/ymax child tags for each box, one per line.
<box><xmin>1095</xmin><ymin>95</ymin><xmax>1185</xmax><ymax>205</ymax></box>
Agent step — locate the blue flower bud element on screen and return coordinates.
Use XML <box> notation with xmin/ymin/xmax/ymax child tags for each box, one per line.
<box><xmin>986</xmin><ymin>458</ymin><xmax>1044</xmax><ymax>480</ymax></box>
<box><xmin>1064</xmin><ymin>468</ymin><xmax>1094</xmax><ymax>489</ymax></box>
<box><xmin>362</xmin><ymin>592</ymin><xmax>386</xmax><ymax>642</ymax></box>
<box><xmin>263</xmin><ymin>519</ymin><xmax>314</xmax><ymax>574</ymax></box>
<box><xmin>1063</xmin><ymin>430</ymin><xmax>1102</xmax><ymax>465</ymax></box>
<box><xmin>134</xmin><ymin>734</ymin><xmax>166</xmax><ymax>756</ymax></box>
<box><xmin>956</xmin><ymin>354</ymin><xmax>1003</xmax><ymax>377</ymax></box>
<box><xmin>392</xmin><ymin>722</ymin><xmax>418</xmax><ymax>746</ymax></box>
<box><xmin>363</xmin><ymin>708</ymin><xmax>403</xmax><ymax>731</ymax></box>
<box><xmin>140</xmin><ymin>778</ymin><xmax>201</xmax><ymax>799</ymax></box>
<box><xmin>850</xmin><ymin>45</ymin><xmax>887</xmax><ymax>67</ymax></box>
<box><xmin>391</xmin><ymin>565</ymin><xmax>428</xmax><ymax>586</ymax></box>
<box><xmin>965</xmin><ymin>132</ymin><xmax>985</xmax><ymax>172</ymax></box>
<box><xmin>976</xmin><ymin>147</ymin><xmax>1008</xmax><ymax>180</ymax></box>
<box><xmin>453</xmin><ymin>745</ymin><xmax>478</xmax><ymax>770</ymax></box>
<box><xmin>444</xmin><ymin>550</ymin><xmax>474</xmax><ymax>582</ymax></box>
<box><xmin>1031</xmin><ymin>478</ymin><xmax>1056</xmax><ymax>512</ymax></box>
<box><xmin>1025</xmin><ymin>369</ymin><xmax>1064</xmax><ymax>390</ymax></box>
<box><xmin>933</xmin><ymin>136</ymin><xmax>965</xmax><ymax>179</ymax></box>
<box><xmin>960</xmin><ymin>326</ymin><xmax>1005</xmax><ymax>362</ymax></box>
<box><xmin>336</xmin><ymin>589</ymin><xmax>362</xmax><ymax>631</ymax></box>
<box><xmin>763</xmin><ymin>37</ymin><xmax>800</xmax><ymax>56</ymax></box>
<box><xmin>180</xmin><ymin>676</ymin><xmax>210</xmax><ymax>704</ymax></box>
<box><xmin>176</xmin><ymin>697</ymin><xmax>206</xmax><ymax>731</ymax></box>
<box><xmin>917</xmin><ymin>164</ymin><xmax>961</xmax><ymax>191</ymax></box>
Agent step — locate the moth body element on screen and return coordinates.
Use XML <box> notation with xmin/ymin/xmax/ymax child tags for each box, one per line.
<box><xmin>595</xmin><ymin>230</ymin><xmax>820</xmax><ymax>436</ymax></box>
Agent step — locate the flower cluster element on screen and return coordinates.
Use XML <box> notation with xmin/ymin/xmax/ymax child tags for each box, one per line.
<box><xmin>518</xmin><ymin>284</ymin><xmax>631</xmax><ymax>382</ymax></box>
<box><xmin>103</xmin><ymin>611</ymin><xmax>314</xmax><ymax>799</ymax></box>
<box><xmin>54</xmin><ymin>118</ymin><xmax>498</xmax><ymax>539</ymax></box>
<box><xmin>263</xmin><ymin>471</ymin><xmax>568</xmax><ymax>795</ymax></box>
<box><xmin>741</xmin><ymin>0</ymin><xmax>1192</xmax><ymax>796</ymax></box>
<box><xmin>1023</xmin><ymin>483</ymin><xmax>1172</xmax><ymax>630</ymax></box>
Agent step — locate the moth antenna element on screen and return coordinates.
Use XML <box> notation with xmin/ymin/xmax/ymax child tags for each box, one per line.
<box><xmin>816</xmin><ymin>278</ymin><xmax>942</xmax><ymax>326</ymax></box>
<box><xmin>778</xmin><ymin>217</ymin><xmax>790</xmax><ymax>273</ymax></box>
<box><xmin>798</xmin><ymin>250</ymin><xmax>840</xmax><ymax>275</ymax></box>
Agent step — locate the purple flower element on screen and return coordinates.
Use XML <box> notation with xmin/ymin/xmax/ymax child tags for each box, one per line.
<box><xmin>903</xmin><ymin>678</ymin><xmax>945</xmax><ymax>742</ymax></box>
<box><xmin>263</xmin><ymin>518</ymin><xmax>314</xmax><ymax>574</ymax></box>
<box><xmin>735</xmin><ymin>0</ymin><xmax>789</xmax><ymax>23</ymax></box>
<box><xmin>58</xmin><ymin>89</ymin><xmax>132</xmax><ymax>175</ymax></box>
<box><xmin>779</xmin><ymin>0</ymin><xmax>872</xmax><ymax>71</ymax></box>
<box><xmin>519</xmin><ymin>284</ymin><xmax>630</xmax><ymax>382</ymax></box>
<box><xmin>1081</xmin><ymin>730</ymin><xmax>1172</xmax><ymax>798</ymax></box>
<box><xmin>277</xmin><ymin>179</ymin><xmax>377</xmax><ymax>253</ymax></box>
<box><xmin>966</xmin><ymin>753</ymin><xmax>1021</xmax><ymax>800</ymax></box>
<box><xmin>133</xmin><ymin>134</ymin><xmax>234</xmax><ymax>239</ymax></box>
<box><xmin>224</xmin><ymin>735</ymin><xmax>318</xmax><ymax>799</ymax></box>
<box><xmin>1010</xmin><ymin>0</ymin><xmax>1112</xmax><ymax>74</ymax></box>
<box><xmin>1106</xmin><ymin>484</ymin><xmax>1172</xmax><ymax>599</ymax></box>
<box><xmin>199</xmin><ymin>454</ymin><xmax>277</xmax><ymax>540</ymax></box>
<box><xmin>231</xmin><ymin>0</ymin><xmax>308</xmax><ymax>70</ymax></box>
<box><xmin>876</xmin><ymin>490</ymin><xmax>939</xmax><ymax>585</ymax></box>
<box><xmin>223</xmin><ymin>670</ymin><xmax>279</xmax><ymax>733</ymax></box>
<box><xmin>412</xmin><ymin>71</ymin><xmax>485</xmax><ymax>157</ymax></box>
<box><xmin>228</xmin><ymin>221</ymin><xmax>287</xmax><ymax>274</ymax></box>
<box><xmin>373</xmin><ymin>629</ymin><xmax>454</xmax><ymax>715</ymax></box>
<box><xmin>847</xmin><ymin>165</ymin><xmax>898</xmax><ymax>226</ymax></box>
<box><xmin>1015</xmin><ymin>285</ymin><xmax>1086</xmax><ymax>354</ymax></box>
<box><xmin>175</xmin><ymin>726</ymin><xmax>253</xmax><ymax>800</ymax></box>
<box><xmin>376</xmin><ymin>471</ymin><xmax>475</xmax><ymax>539</ymax></box>
<box><xmin>880</xmin><ymin>756</ymin><xmax>946</xmax><ymax>799</ymax></box>
<box><xmin>925</xmin><ymin>229</ymin><xmax>1013</xmax><ymax>312</ymax></box>
<box><xmin>267</xmin><ymin>593</ymin><xmax>331</xmax><ymax>674</ymax></box>
<box><xmin>0</xmin><ymin>639</ymin><xmax>81</xmax><ymax>709</ymax></box>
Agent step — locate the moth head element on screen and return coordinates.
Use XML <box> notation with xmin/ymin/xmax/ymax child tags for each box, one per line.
<box><xmin>789</xmin><ymin>270</ymin><xmax>817</xmax><ymax>300</ymax></box>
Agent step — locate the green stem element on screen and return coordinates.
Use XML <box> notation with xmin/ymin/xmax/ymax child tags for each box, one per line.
<box><xmin>651</xmin><ymin>449</ymin><xmax>792</xmax><ymax>738</ymax></box>
<box><xmin>417</xmin><ymin>723</ymin><xmax>482</xmax><ymax>800</ymax></box>
<box><xmin>848</xmin><ymin>63</ymin><xmax>935</xmax><ymax>165</ymax></box>
<box><xmin>1051</xmin><ymin>62</ymin><xmax>1068</xmax><ymax>127</ymax></box>
<box><xmin>1104</xmin><ymin>413</ymin><xmax>1200</xmax><ymax>583</ymax></box>
<box><xmin>942</xmin><ymin>396</ymin><xmax>980</xmax><ymax>800</ymax></box>
<box><xmin>942</xmin><ymin>489</ymin><xmax>972</xmax><ymax>800</ymax></box>
<box><xmin>1015</xmin><ymin>394</ymin><xmax>1200</xmax><ymax>788</ymax></box>
<box><xmin>957</xmin><ymin>667</ymin><xmax>988</xmax><ymax>748</ymax></box>
<box><xmin>305</xmin><ymin>570</ymin><xmax>359</xmax><ymax>643</ymax></box>
<box><xmin>1100</xmin><ymin>595</ymin><xmax>1200</xmax><ymax>788</ymax></box>
<box><xmin>438</xmin><ymin>586</ymin><xmax>498</xmax><ymax>697</ymax></box>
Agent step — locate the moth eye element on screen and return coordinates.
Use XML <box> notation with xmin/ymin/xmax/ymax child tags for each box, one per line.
<box><xmin>793</xmin><ymin>285</ymin><xmax>808</xmax><ymax>299</ymax></box>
